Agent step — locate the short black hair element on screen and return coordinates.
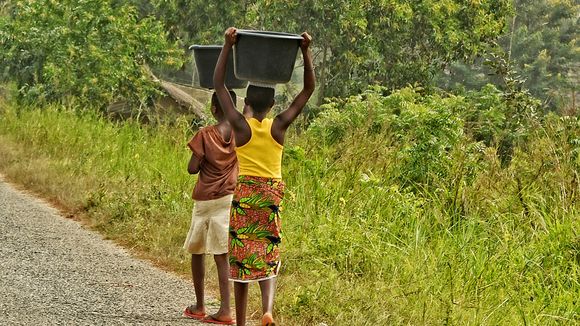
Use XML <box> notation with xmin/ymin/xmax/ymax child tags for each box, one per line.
<box><xmin>246</xmin><ymin>85</ymin><xmax>275</xmax><ymax>113</ymax></box>
<box><xmin>211</xmin><ymin>90</ymin><xmax>237</xmax><ymax>112</ymax></box>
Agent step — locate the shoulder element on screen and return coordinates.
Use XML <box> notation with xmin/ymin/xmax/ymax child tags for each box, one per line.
<box><xmin>192</xmin><ymin>126</ymin><xmax>209</xmax><ymax>136</ymax></box>
<box><xmin>189</xmin><ymin>126</ymin><xmax>214</xmax><ymax>144</ymax></box>
<box><xmin>197</xmin><ymin>125</ymin><xmax>219</xmax><ymax>138</ymax></box>
<box><xmin>200</xmin><ymin>125</ymin><xmax>216</xmax><ymax>133</ymax></box>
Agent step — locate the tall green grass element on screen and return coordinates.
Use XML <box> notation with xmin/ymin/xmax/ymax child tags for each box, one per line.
<box><xmin>277</xmin><ymin>87</ymin><xmax>579</xmax><ymax>325</ymax></box>
<box><xmin>0</xmin><ymin>89</ymin><xmax>578</xmax><ymax>325</ymax></box>
<box><xmin>0</xmin><ymin>102</ymin><xmax>194</xmax><ymax>267</ymax></box>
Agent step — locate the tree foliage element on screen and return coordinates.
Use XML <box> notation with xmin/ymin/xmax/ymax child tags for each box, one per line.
<box><xmin>148</xmin><ymin>1</ymin><xmax>254</xmax><ymax>45</ymax></box>
<box><xmin>139</xmin><ymin>0</ymin><xmax>510</xmax><ymax>102</ymax></box>
<box><xmin>509</xmin><ymin>0</ymin><xmax>578</xmax><ymax>109</ymax></box>
<box><xmin>0</xmin><ymin>0</ymin><xmax>183</xmax><ymax>107</ymax></box>
<box><xmin>258</xmin><ymin>0</ymin><xmax>509</xmax><ymax>100</ymax></box>
<box><xmin>439</xmin><ymin>0</ymin><xmax>579</xmax><ymax>111</ymax></box>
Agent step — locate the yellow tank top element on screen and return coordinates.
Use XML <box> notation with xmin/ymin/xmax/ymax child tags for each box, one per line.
<box><xmin>236</xmin><ymin>118</ymin><xmax>283</xmax><ymax>179</ymax></box>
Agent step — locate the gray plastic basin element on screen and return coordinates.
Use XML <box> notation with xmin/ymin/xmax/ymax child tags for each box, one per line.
<box><xmin>234</xmin><ymin>30</ymin><xmax>302</xmax><ymax>84</ymax></box>
<box><xmin>190</xmin><ymin>45</ymin><xmax>248</xmax><ymax>89</ymax></box>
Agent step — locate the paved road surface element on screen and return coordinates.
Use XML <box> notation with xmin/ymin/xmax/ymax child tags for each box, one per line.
<box><xmin>0</xmin><ymin>177</ymin><xmax>214</xmax><ymax>325</ymax></box>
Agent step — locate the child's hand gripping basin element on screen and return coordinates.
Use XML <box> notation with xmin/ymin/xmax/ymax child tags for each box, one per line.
<box><xmin>190</xmin><ymin>45</ymin><xmax>248</xmax><ymax>89</ymax></box>
<box><xmin>234</xmin><ymin>30</ymin><xmax>303</xmax><ymax>84</ymax></box>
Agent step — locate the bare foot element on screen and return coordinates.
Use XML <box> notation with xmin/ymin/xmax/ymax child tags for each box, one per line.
<box><xmin>262</xmin><ymin>313</ymin><xmax>276</xmax><ymax>326</ymax></box>
<box><xmin>201</xmin><ymin>313</ymin><xmax>235</xmax><ymax>325</ymax></box>
<box><xmin>211</xmin><ymin>310</ymin><xmax>233</xmax><ymax>321</ymax></box>
<box><xmin>183</xmin><ymin>305</ymin><xmax>205</xmax><ymax>319</ymax></box>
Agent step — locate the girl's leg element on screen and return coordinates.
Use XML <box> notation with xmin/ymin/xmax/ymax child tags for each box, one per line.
<box><xmin>211</xmin><ymin>253</ymin><xmax>232</xmax><ymax>320</ymax></box>
<box><xmin>189</xmin><ymin>254</ymin><xmax>205</xmax><ymax>314</ymax></box>
<box><xmin>259</xmin><ymin>278</ymin><xmax>276</xmax><ymax>325</ymax></box>
<box><xmin>234</xmin><ymin>281</ymin><xmax>249</xmax><ymax>326</ymax></box>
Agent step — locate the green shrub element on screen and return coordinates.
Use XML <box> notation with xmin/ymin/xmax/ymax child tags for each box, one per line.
<box><xmin>309</xmin><ymin>86</ymin><xmax>465</xmax><ymax>187</ymax></box>
<box><xmin>0</xmin><ymin>0</ymin><xmax>182</xmax><ymax>107</ymax></box>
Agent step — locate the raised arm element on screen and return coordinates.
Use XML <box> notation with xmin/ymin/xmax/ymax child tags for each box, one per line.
<box><xmin>272</xmin><ymin>32</ymin><xmax>316</xmax><ymax>142</ymax></box>
<box><xmin>213</xmin><ymin>27</ymin><xmax>250</xmax><ymax>145</ymax></box>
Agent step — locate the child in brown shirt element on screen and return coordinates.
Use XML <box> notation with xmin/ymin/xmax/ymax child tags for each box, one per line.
<box><xmin>183</xmin><ymin>91</ymin><xmax>237</xmax><ymax>325</ymax></box>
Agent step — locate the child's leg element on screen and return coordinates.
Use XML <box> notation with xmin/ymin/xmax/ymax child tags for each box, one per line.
<box><xmin>259</xmin><ymin>278</ymin><xmax>276</xmax><ymax>325</ymax></box>
<box><xmin>189</xmin><ymin>253</ymin><xmax>205</xmax><ymax>313</ymax></box>
<box><xmin>234</xmin><ymin>281</ymin><xmax>249</xmax><ymax>326</ymax></box>
<box><xmin>211</xmin><ymin>253</ymin><xmax>232</xmax><ymax>320</ymax></box>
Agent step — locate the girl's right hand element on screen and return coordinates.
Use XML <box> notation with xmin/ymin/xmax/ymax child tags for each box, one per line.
<box><xmin>225</xmin><ymin>27</ymin><xmax>237</xmax><ymax>46</ymax></box>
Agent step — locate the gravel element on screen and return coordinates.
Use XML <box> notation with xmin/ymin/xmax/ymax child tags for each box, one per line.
<box><xmin>0</xmin><ymin>177</ymin><xmax>215</xmax><ymax>325</ymax></box>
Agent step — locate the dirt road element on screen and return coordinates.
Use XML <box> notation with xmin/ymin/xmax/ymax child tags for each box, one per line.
<box><xmin>0</xmin><ymin>177</ymin><xmax>212</xmax><ymax>325</ymax></box>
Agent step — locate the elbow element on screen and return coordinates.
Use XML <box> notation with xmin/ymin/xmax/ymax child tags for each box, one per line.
<box><xmin>305</xmin><ymin>82</ymin><xmax>316</xmax><ymax>97</ymax></box>
<box><xmin>188</xmin><ymin>165</ymin><xmax>200</xmax><ymax>175</ymax></box>
<box><xmin>304</xmin><ymin>76</ymin><xmax>316</xmax><ymax>94</ymax></box>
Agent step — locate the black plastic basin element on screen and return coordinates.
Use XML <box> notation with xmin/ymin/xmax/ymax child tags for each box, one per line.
<box><xmin>234</xmin><ymin>30</ymin><xmax>302</xmax><ymax>84</ymax></box>
<box><xmin>190</xmin><ymin>45</ymin><xmax>248</xmax><ymax>89</ymax></box>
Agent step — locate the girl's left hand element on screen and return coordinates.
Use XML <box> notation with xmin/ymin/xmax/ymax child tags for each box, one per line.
<box><xmin>300</xmin><ymin>32</ymin><xmax>312</xmax><ymax>50</ymax></box>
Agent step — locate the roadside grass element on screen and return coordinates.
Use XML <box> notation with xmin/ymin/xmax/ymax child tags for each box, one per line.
<box><xmin>277</xmin><ymin>129</ymin><xmax>579</xmax><ymax>325</ymax></box>
<box><xmin>0</xmin><ymin>101</ymin><xmax>194</xmax><ymax>270</ymax></box>
<box><xmin>0</xmin><ymin>96</ymin><xmax>578</xmax><ymax>325</ymax></box>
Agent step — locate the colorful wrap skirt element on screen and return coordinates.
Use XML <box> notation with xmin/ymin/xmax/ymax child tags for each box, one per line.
<box><xmin>229</xmin><ymin>175</ymin><xmax>285</xmax><ymax>282</ymax></box>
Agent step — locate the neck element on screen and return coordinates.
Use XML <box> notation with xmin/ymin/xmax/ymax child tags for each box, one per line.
<box><xmin>250</xmin><ymin>111</ymin><xmax>268</xmax><ymax>121</ymax></box>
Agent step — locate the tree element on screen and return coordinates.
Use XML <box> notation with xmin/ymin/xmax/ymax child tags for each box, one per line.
<box><xmin>438</xmin><ymin>0</ymin><xmax>579</xmax><ymax>111</ymax></box>
<box><xmin>255</xmin><ymin>0</ymin><xmax>510</xmax><ymax>102</ymax></box>
<box><xmin>134</xmin><ymin>0</ymin><xmax>510</xmax><ymax>104</ymax></box>
<box><xmin>1</xmin><ymin>0</ymin><xmax>513</xmax><ymax>107</ymax></box>
<box><xmin>143</xmin><ymin>0</ymin><xmax>254</xmax><ymax>45</ymax></box>
<box><xmin>0</xmin><ymin>0</ymin><xmax>182</xmax><ymax>107</ymax></box>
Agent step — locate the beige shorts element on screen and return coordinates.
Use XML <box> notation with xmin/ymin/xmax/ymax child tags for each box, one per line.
<box><xmin>183</xmin><ymin>194</ymin><xmax>233</xmax><ymax>255</ymax></box>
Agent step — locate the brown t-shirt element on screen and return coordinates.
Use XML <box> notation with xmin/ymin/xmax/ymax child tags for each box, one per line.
<box><xmin>188</xmin><ymin>125</ymin><xmax>238</xmax><ymax>201</ymax></box>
